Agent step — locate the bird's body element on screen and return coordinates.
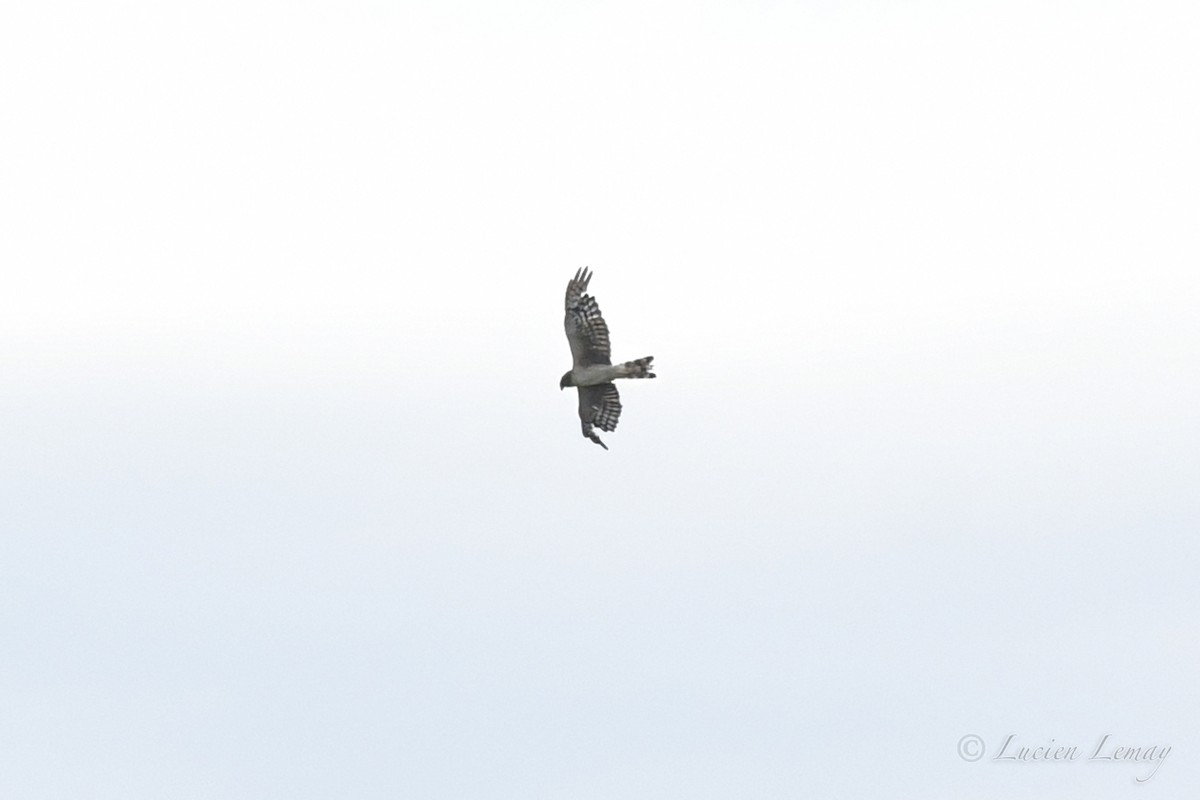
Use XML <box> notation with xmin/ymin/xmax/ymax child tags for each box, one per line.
<box><xmin>569</xmin><ymin>361</ymin><xmax>649</xmax><ymax>386</ymax></box>
<box><xmin>569</xmin><ymin>364</ymin><xmax>623</xmax><ymax>386</ymax></box>
<box><xmin>560</xmin><ymin>268</ymin><xmax>656</xmax><ymax>449</ymax></box>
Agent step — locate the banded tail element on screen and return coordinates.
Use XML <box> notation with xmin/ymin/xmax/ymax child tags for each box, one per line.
<box><xmin>619</xmin><ymin>356</ymin><xmax>656</xmax><ymax>379</ymax></box>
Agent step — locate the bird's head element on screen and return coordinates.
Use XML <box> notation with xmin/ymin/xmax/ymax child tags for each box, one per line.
<box><xmin>559</xmin><ymin>371</ymin><xmax>574</xmax><ymax>390</ymax></box>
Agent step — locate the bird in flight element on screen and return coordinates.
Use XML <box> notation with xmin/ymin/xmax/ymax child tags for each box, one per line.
<box><xmin>560</xmin><ymin>268</ymin><xmax>656</xmax><ymax>449</ymax></box>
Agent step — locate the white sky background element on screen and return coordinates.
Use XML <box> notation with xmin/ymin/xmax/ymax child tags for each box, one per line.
<box><xmin>2</xmin><ymin>1</ymin><xmax>1198</xmax><ymax>797</ymax></box>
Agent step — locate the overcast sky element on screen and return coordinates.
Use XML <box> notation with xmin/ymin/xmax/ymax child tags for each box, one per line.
<box><xmin>2</xmin><ymin>1</ymin><xmax>1198</xmax><ymax>797</ymax></box>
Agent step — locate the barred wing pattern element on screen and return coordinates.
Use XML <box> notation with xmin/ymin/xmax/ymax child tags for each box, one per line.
<box><xmin>561</xmin><ymin>268</ymin><xmax>654</xmax><ymax>450</ymax></box>
<box><xmin>578</xmin><ymin>383</ymin><xmax>621</xmax><ymax>451</ymax></box>
<box><xmin>564</xmin><ymin>267</ymin><xmax>611</xmax><ymax>367</ymax></box>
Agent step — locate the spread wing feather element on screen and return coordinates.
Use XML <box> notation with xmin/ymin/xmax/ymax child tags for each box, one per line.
<box><xmin>578</xmin><ymin>383</ymin><xmax>621</xmax><ymax>450</ymax></box>
<box><xmin>564</xmin><ymin>267</ymin><xmax>611</xmax><ymax>367</ymax></box>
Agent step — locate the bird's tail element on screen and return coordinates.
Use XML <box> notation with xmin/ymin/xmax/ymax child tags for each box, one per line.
<box><xmin>619</xmin><ymin>356</ymin><xmax>656</xmax><ymax>379</ymax></box>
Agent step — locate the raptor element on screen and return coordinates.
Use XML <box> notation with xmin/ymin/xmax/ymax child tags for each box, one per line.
<box><xmin>560</xmin><ymin>268</ymin><xmax>656</xmax><ymax>449</ymax></box>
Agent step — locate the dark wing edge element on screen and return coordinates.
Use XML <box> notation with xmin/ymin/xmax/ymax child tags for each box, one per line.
<box><xmin>577</xmin><ymin>383</ymin><xmax>621</xmax><ymax>450</ymax></box>
<box><xmin>563</xmin><ymin>267</ymin><xmax>612</xmax><ymax>367</ymax></box>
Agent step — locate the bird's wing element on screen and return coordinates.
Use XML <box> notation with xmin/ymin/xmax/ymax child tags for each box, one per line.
<box><xmin>577</xmin><ymin>383</ymin><xmax>621</xmax><ymax>450</ymax></box>
<box><xmin>564</xmin><ymin>267</ymin><xmax>612</xmax><ymax>367</ymax></box>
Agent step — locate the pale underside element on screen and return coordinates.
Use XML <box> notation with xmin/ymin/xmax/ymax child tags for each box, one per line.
<box><xmin>562</xmin><ymin>268</ymin><xmax>654</xmax><ymax>450</ymax></box>
<box><xmin>571</xmin><ymin>363</ymin><xmax>627</xmax><ymax>386</ymax></box>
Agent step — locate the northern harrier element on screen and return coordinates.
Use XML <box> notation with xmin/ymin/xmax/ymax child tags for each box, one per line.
<box><xmin>560</xmin><ymin>268</ymin><xmax>656</xmax><ymax>449</ymax></box>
